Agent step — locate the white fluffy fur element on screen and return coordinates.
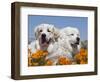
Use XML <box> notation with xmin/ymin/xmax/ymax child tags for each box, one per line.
<box><xmin>61</xmin><ymin>27</ymin><xmax>81</xmax><ymax>55</ymax></box>
<box><xmin>28</xmin><ymin>23</ymin><xmax>59</xmax><ymax>54</ymax></box>
<box><xmin>46</xmin><ymin>27</ymin><xmax>81</xmax><ymax>65</ymax></box>
<box><xmin>29</xmin><ymin>24</ymin><xmax>81</xmax><ymax>65</ymax></box>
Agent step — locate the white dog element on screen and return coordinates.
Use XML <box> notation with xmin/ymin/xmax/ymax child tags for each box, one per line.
<box><xmin>28</xmin><ymin>23</ymin><xmax>59</xmax><ymax>54</ymax></box>
<box><xmin>45</xmin><ymin>30</ymin><xmax>72</xmax><ymax>64</ymax></box>
<box><xmin>61</xmin><ymin>27</ymin><xmax>81</xmax><ymax>56</ymax></box>
<box><xmin>46</xmin><ymin>27</ymin><xmax>81</xmax><ymax>65</ymax></box>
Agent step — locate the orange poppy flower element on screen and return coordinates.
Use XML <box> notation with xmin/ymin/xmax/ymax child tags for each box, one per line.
<box><xmin>74</xmin><ymin>48</ymin><xmax>88</xmax><ymax>64</ymax></box>
<box><xmin>31</xmin><ymin>50</ymin><xmax>48</xmax><ymax>59</ymax></box>
<box><xmin>58</xmin><ymin>57</ymin><xmax>72</xmax><ymax>65</ymax></box>
<box><xmin>45</xmin><ymin>59</ymin><xmax>53</xmax><ymax>66</ymax></box>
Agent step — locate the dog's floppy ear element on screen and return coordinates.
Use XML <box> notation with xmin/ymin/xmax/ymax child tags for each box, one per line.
<box><xmin>34</xmin><ymin>26</ymin><xmax>39</xmax><ymax>40</ymax></box>
<box><xmin>53</xmin><ymin>27</ymin><xmax>60</xmax><ymax>41</ymax></box>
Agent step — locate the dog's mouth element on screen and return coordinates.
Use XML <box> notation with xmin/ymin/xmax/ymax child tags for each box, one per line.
<box><xmin>71</xmin><ymin>42</ymin><xmax>79</xmax><ymax>48</ymax></box>
<box><xmin>41</xmin><ymin>37</ymin><xmax>51</xmax><ymax>45</ymax></box>
<box><xmin>41</xmin><ymin>37</ymin><xmax>46</xmax><ymax>44</ymax></box>
<box><xmin>75</xmin><ymin>41</ymin><xmax>79</xmax><ymax>45</ymax></box>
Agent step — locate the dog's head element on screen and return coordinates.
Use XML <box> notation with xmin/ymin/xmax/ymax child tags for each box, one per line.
<box><xmin>62</xmin><ymin>27</ymin><xmax>81</xmax><ymax>55</ymax></box>
<box><xmin>34</xmin><ymin>23</ymin><xmax>59</xmax><ymax>48</ymax></box>
<box><xmin>63</xmin><ymin>27</ymin><xmax>80</xmax><ymax>45</ymax></box>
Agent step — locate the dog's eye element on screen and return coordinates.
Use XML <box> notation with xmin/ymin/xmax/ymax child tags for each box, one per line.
<box><xmin>39</xmin><ymin>30</ymin><xmax>42</xmax><ymax>32</ymax></box>
<box><xmin>71</xmin><ymin>34</ymin><xmax>74</xmax><ymax>36</ymax></box>
<box><xmin>47</xmin><ymin>29</ymin><xmax>51</xmax><ymax>32</ymax></box>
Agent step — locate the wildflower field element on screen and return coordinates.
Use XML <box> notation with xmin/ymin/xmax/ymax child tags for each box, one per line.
<box><xmin>28</xmin><ymin>48</ymin><xmax>88</xmax><ymax>66</ymax></box>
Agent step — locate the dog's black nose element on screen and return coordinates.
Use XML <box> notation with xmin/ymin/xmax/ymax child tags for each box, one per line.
<box><xmin>42</xmin><ymin>33</ymin><xmax>46</xmax><ymax>38</ymax></box>
<box><xmin>76</xmin><ymin>37</ymin><xmax>80</xmax><ymax>41</ymax></box>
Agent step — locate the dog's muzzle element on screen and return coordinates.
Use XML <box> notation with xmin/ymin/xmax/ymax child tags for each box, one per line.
<box><xmin>41</xmin><ymin>34</ymin><xmax>46</xmax><ymax>44</ymax></box>
<box><xmin>75</xmin><ymin>37</ymin><xmax>80</xmax><ymax>45</ymax></box>
<box><xmin>41</xmin><ymin>34</ymin><xmax>51</xmax><ymax>44</ymax></box>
